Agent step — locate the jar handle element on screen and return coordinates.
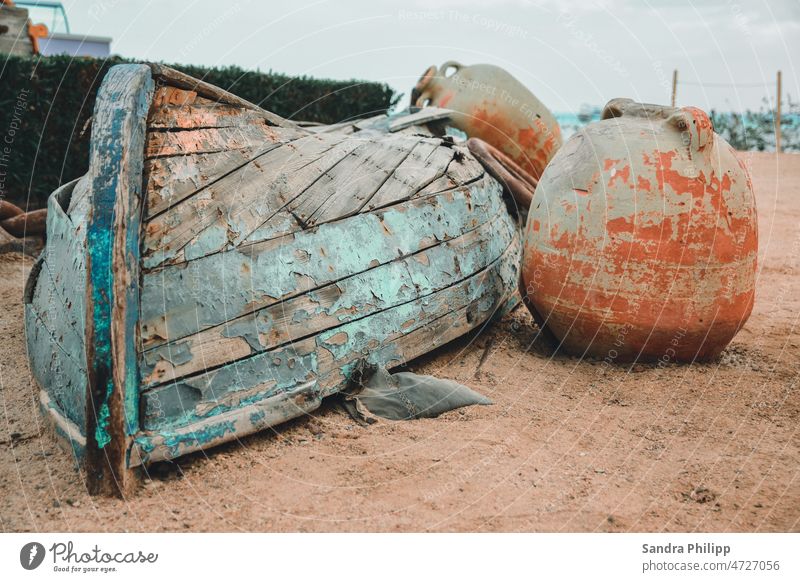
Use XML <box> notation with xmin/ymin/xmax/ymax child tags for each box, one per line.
<box><xmin>668</xmin><ymin>107</ymin><xmax>714</xmax><ymax>151</ymax></box>
<box><xmin>438</xmin><ymin>61</ymin><xmax>463</xmax><ymax>78</ymax></box>
<box><xmin>601</xmin><ymin>98</ymin><xmax>633</xmax><ymax>120</ymax></box>
<box><xmin>412</xmin><ymin>65</ymin><xmax>437</xmax><ymax>107</ymax></box>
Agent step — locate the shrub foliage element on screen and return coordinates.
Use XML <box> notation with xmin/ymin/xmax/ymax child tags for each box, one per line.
<box><xmin>0</xmin><ymin>55</ymin><xmax>399</xmax><ymax>207</ymax></box>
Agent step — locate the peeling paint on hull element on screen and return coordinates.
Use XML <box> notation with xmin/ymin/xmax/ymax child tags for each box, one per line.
<box><xmin>25</xmin><ymin>64</ymin><xmax>522</xmax><ymax>492</ymax></box>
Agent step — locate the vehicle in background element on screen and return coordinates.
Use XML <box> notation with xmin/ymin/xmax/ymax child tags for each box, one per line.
<box><xmin>0</xmin><ymin>0</ymin><xmax>110</xmax><ymax>57</ymax></box>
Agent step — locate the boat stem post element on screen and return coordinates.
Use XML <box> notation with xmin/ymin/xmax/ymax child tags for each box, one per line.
<box><xmin>84</xmin><ymin>64</ymin><xmax>153</xmax><ymax>496</ymax></box>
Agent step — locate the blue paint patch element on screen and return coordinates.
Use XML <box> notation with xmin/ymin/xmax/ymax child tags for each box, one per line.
<box><xmin>249</xmin><ymin>410</ymin><xmax>266</xmax><ymax>425</ymax></box>
<box><xmin>160</xmin><ymin>420</ymin><xmax>237</xmax><ymax>459</ymax></box>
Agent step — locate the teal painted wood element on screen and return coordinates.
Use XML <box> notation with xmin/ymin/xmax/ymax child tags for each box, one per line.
<box><xmin>141</xmin><ymin>132</ymin><xmax>347</xmax><ymax>268</ymax></box>
<box><xmin>140</xmin><ymin>134</ymin><xmax>473</xmax><ymax>269</ymax></box>
<box><xmin>131</xmin><ymin>235</ymin><xmax>519</xmax><ymax>461</ymax></box>
<box><xmin>24</xmin><ymin>178</ymin><xmax>87</xmax><ymax>430</ymax></box>
<box><xmin>139</xmin><ymin>232</ymin><xmax>519</xmax><ymax>432</ymax></box>
<box><xmin>139</xmin><ymin>176</ymin><xmax>500</xmax><ymax>350</ymax></box>
<box><xmin>38</xmin><ymin>389</ymin><xmax>86</xmax><ymax>464</ymax></box>
<box><xmin>132</xmin><ymin>380</ymin><xmax>320</xmax><ymax>465</ymax></box>
<box><xmin>313</xmin><ymin>236</ymin><xmax>520</xmax><ymax>397</ymax></box>
<box><xmin>84</xmin><ymin>63</ymin><xmax>153</xmax><ymax>494</ymax></box>
<box><xmin>26</xmin><ymin>63</ymin><xmax>526</xmax><ymax>476</ymax></box>
<box><xmin>140</xmin><ymin>206</ymin><xmax>514</xmax><ymax>387</ymax></box>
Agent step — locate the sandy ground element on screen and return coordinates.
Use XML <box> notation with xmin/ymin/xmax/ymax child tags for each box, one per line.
<box><xmin>0</xmin><ymin>152</ymin><xmax>798</xmax><ymax>533</ymax></box>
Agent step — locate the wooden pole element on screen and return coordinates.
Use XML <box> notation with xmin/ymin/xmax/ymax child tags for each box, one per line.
<box><xmin>671</xmin><ymin>69</ymin><xmax>678</xmax><ymax>107</ymax></box>
<box><xmin>776</xmin><ymin>70</ymin><xmax>782</xmax><ymax>154</ymax></box>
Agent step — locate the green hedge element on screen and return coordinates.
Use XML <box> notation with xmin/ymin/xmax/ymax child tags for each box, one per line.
<box><xmin>0</xmin><ymin>55</ymin><xmax>400</xmax><ymax>208</ymax></box>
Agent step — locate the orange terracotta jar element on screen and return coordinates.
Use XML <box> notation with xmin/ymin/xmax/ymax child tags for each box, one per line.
<box><xmin>413</xmin><ymin>61</ymin><xmax>562</xmax><ymax>180</ymax></box>
<box><xmin>521</xmin><ymin>99</ymin><xmax>758</xmax><ymax>362</ymax></box>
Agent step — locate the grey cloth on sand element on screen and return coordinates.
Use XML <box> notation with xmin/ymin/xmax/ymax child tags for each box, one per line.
<box><xmin>342</xmin><ymin>363</ymin><xmax>492</xmax><ymax>424</ymax></box>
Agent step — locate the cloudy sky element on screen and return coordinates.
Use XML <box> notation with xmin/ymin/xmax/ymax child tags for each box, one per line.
<box><xmin>53</xmin><ymin>0</ymin><xmax>799</xmax><ymax>113</ymax></box>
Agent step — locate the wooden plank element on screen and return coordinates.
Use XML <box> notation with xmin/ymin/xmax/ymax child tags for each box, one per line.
<box><xmin>306</xmin><ymin>134</ymin><xmax>438</xmax><ymax>224</ymax></box>
<box><xmin>132</xmin><ymin>232</ymin><xmax>520</xmax><ymax>460</ymax></box>
<box><xmin>365</xmin><ymin>139</ymin><xmax>454</xmax><ymax>211</ymax></box>
<box><xmin>149</xmin><ymin>102</ymin><xmax>278</xmax><ymax>130</ymax></box>
<box><xmin>262</xmin><ymin>135</ymin><xmax>368</xmax><ymax>224</ymax></box>
<box><xmin>84</xmin><ymin>64</ymin><xmax>153</xmax><ymax>497</ymax></box>
<box><xmin>138</xmin><ymin>235</ymin><xmax>519</xmax><ymax>431</ymax></box>
<box><xmin>66</xmin><ymin>174</ymin><xmax>92</xmax><ymax>221</ymax></box>
<box><xmin>443</xmin><ymin>146</ymin><xmax>485</xmax><ymax>184</ymax></box>
<box><xmin>141</xmin><ymin>132</ymin><xmax>355</xmax><ymax>268</ymax></box>
<box><xmin>315</xmin><ymin>235</ymin><xmax>520</xmax><ymax>397</ymax></box>
<box><xmin>144</xmin><ymin>146</ymin><xmax>267</xmax><ymax>218</ymax></box>
<box><xmin>150</xmin><ymin>85</ymin><xmax>198</xmax><ymax>108</ymax></box>
<box><xmin>387</xmin><ymin>107</ymin><xmax>452</xmax><ymax>133</ymax></box>
<box><xmin>141</xmin><ymin>134</ymin><xmax>475</xmax><ymax>268</ymax></box>
<box><xmin>141</xmin><ymin>337</ymin><xmax>318</xmax><ymax>431</ymax></box>
<box><xmin>139</xmin><ymin>175</ymin><xmax>503</xmax><ymax>348</ymax></box>
<box><xmin>25</xmin><ymin>179</ymin><xmax>88</xmax><ymax>430</ymax></box>
<box><xmin>149</xmin><ymin>85</ymin><xmax>280</xmax><ymax>129</ymax></box>
<box><xmin>140</xmin><ymin>209</ymin><xmax>515</xmax><ymax>386</ymax></box>
<box><xmin>144</xmin><ymin>124</ymin><xmax>291</xmax><ymax>159</ymax></box>
<box><xmin>353</xmin><ymin>114</ymin><xmax>389</xmax><ymax>131</ymax></box>
<box><xmin>130</xmin><ymin>380</ymin><xmax>321</xmax><ymax>465</ymax></box>
<box><xmin>129</xmin><ymin>244</ymin><xmax>516</xmax><ymax>463</ymax></box>
<box><xmin>292</xmin><ymin>133</ymin><xmax>421</xmax><ymax>226</ymax></box>
<box><xmin>148</xmin><ymin>63</ymin><xmax>293</xmax><ymax>129</ymax></box>
<box><xmin>305</xmin><ymin>120</ymin><xmax>358</xmax><ymax>135</ymax></box>
<box><xmin>142</xmin><ymin>82</ymin><xmax>310</xmax><ymax>217</ymax></box>
<box><xmin>416</xmin><ymin>147</ymin><xmax>485</xmax><ymax>196</ymax></box>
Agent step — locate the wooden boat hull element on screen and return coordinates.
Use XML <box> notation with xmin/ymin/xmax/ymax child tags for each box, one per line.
<box><xmin>24</xmin><ymin>64</ymin><xmax>521</xmax><ymax>495</ymax></box>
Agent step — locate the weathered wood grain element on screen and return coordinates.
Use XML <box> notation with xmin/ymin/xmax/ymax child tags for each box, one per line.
<box><xmin>130</xmin><ymin>380</ymin><xmax>321</xmax><ymax>465</ymax></box>
<box><xmin>150</xmin><ymin>105</ymin><xmax>276</xmax><ymax>130</ymax></box>
<box><xmin>139</xmin><ymin>234</ymin><xmax>518</xmax><ymax>431</ymax></box>
<box><xmin>141</xmin><ymin>135</ymin><xmax>483</xmax><ymax>268</ymax></box>
<box><xmin>315</xmin><ymin>236</ymin><xmax>520</xmax><ymax>396</ymax></box>
<box><xmin>148</xmin><ymin>63</ymin><xmax>293</xmax><ymax>129</ymax></box>
<box><xmin>139</xmin><ymin>176</ymin><xmax>504</xmax><ymax>348</ymax></box>
<box><xmin>83</xmin><ymin>64</ymin><xmax>153</xmax><ymax>496</ymax></box>
<box><xmin>66</xmin><ymin>173</ymin><xmax>92</xmax><ymax>221</ymax></box>
<box><xmin>129</xmin><ymin>241</ymin><xmax>516</xmax><ymax>463</ymax></box>
<box><xmin>144</xmin><ymin>146</ymin><xmax>266</xmax><ymax>218</ymax></box>
<box><xmin>291</xmin><ymin>133</ymin><xmax>420</xmax><ymax>226</ymax></box>
<box><xmin>141</xmin><ymin>132</ymin><xmax>353</xmax><ymax>268</ymax></box>
<box><xmin>422</xmin><ymin>146</ymin><xmax>485</xmax><ymax>194</ymax></box>
<box><xmin>140</xmin><ymin>207</ymin><xmax>514</xmax><ymax>386</ymax></box>
<box><xmin>148</xmin><ymin>86</ymin><xmax>282</xmax><ymax>130</ymax></box>
<box><xmin>133</xmin><ymin>230</ymin><xmax>519</xmax><ymax>461</ymax></box>
<box><xmin>145</xmin><ymin>124</ymin><xmax>289</xmax><ymax>159</ymax></box>
<box><xmin>142</xmin><ymin>82</ymin><xmax>310</xmax><ymax>218</ymax></box>
<box><xmin>25</xmin><ymin>178</ymin><xmax>87</xmax><ymax>430</ymax></box>
<box><xmin>365</xmin><ymin>139</ymin><xmax>455</xmax><ymax>211</ymax></box>
<box><xmin>387</xmin><ymin>107</ymin><xmax>452</xmax><ymax>133</ymax></box>
<box><xmin>304</xmin><ymin>134</ymin><xmax>436</xmax><ymax>225</ymax></box>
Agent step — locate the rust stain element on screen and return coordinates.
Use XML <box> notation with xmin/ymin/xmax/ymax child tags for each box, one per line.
<box><xmin>438</xmin><ymin>92</ymin><xmax>454</xmax><ymax>108</ymax></box>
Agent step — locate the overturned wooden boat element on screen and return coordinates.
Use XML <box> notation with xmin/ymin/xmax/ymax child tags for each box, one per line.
<box><xmin>25</xmin><ymin>64</ymin><xmax>521</xmax><ymax>495</ymax></box>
